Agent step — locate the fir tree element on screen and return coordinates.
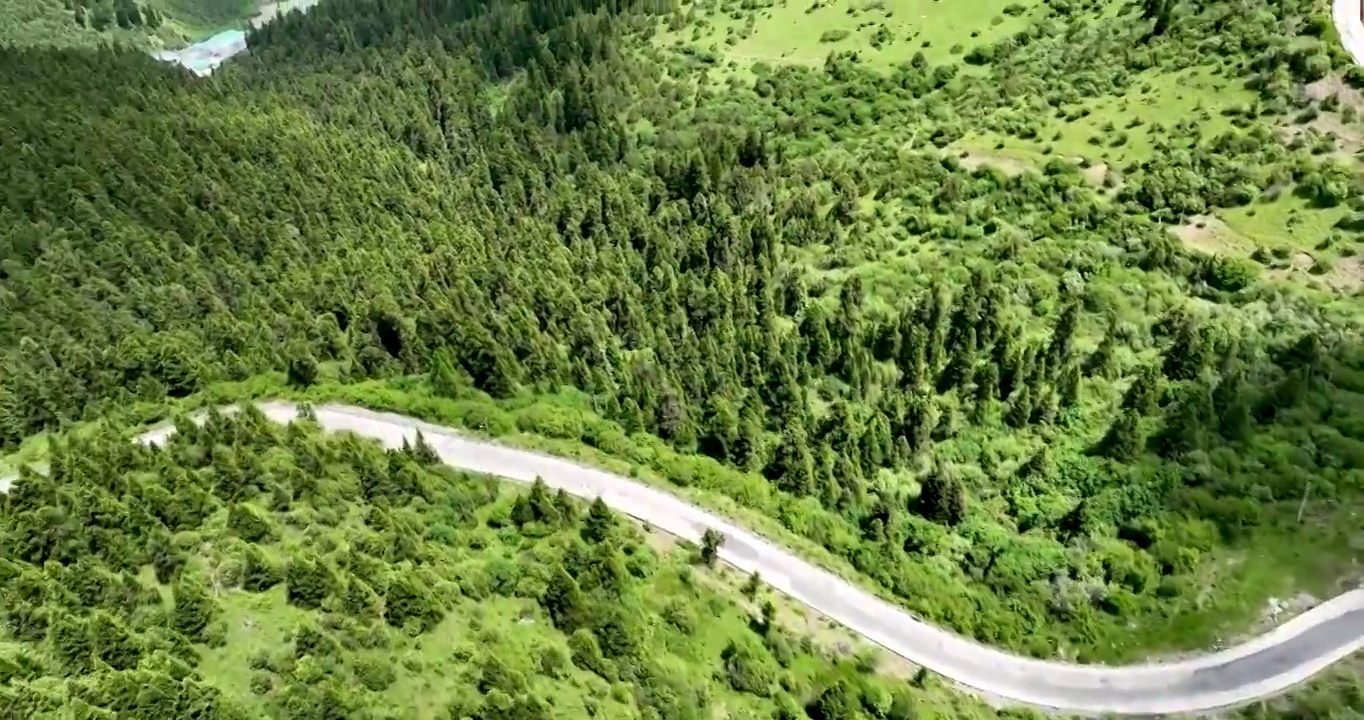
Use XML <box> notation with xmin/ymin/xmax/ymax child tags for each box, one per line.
<box><xmin>699</xmin><ymin>528</ymin><xmax>725</xmax><ymax>566</ymax></box>
<box><xmin>1095</xmin><ymin>409</ymin><xmax>1143</xmax><ymax>462</ymax></box>
<box><xmin>916</xmin><ymin>464</ymin><xmax>966</xmax><ymax>526</ymax></box>
<box><xmin>581</xmin><ymin>497</ymin><xmax>616</xmax><ymax>544</ymax></box>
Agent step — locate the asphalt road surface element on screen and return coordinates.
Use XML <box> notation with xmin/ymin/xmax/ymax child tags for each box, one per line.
<box><xmin>5</xmin><ymin>401</ymin><xmax>1362</xmax><ymax>715</ymax></box>
<box><xmin>1336</xmin><ymin>0</ymin><xmax>1364</xmax><ymax>67</ymax></box>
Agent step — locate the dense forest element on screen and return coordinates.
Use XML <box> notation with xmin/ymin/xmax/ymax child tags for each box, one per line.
<box><xmin>6</xmin><ymin>0</ymin><xmax>1364</xmax><ymax>716</ymax></box>
<box><xmin>1</xmin><ymin>407</ymin><xmax>1010</xmax><ymax>719</ymax></box>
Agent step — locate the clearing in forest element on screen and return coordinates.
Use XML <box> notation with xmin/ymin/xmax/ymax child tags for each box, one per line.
<box><xmin>654</xmin><ymin>0</ymin><xmax>1040</xmax><ymax>69</ymax></box>
<box><xmin>955</xmin><ymin>66</ymin><xmax>1258</xmax><ymax>166</ymax></box>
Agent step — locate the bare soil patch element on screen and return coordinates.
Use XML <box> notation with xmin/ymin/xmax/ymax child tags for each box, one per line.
<box><xmin>1170</xmin><ymin>215</ymin><xmax>1248</xmax><ymax>256</ymax></box>
<box><xmin>1267</xmin><ymin>251</ymin><xmax>1364</xmax><ymax>293</ymax></box>
<box><xmin>1081</xmin><ymin>162</ymin><xmax>1109</xmax><ymax>187</ymax></box>
<box><xmin>1305</xmin><ymin>76</ymin><xmax>1364</xmax><ymax>110</ymax></box>
<box><xmin>1293</xmin><ymin>76</ymin><xmax>1364</xmax><ymax>156</ymax></box>
<box><xmin>957</xmin><ymin>150</ymin><xmax>1029</xmax><ymax>177</ymax></box>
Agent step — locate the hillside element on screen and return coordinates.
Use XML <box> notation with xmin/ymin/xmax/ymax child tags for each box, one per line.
<box><xmin>7</xmin><ymin>0</ymin><xmax>1364</xmax><ymax>716</ymax></box>
<box><xmin>0</xmin><ymin>406</ymin><xmax>1001</xmax><ymax>719</ymax></box>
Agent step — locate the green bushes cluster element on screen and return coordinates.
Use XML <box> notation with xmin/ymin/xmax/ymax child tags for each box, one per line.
<box><xmin>2</xmin><ymin>408</ymin><xmax>1016</xmax><ymax>719</ymax></box>
<box><xmin>1</xmin><ymin>0</ymin><xmax>1364</xmax><ymax>716</ymax></box>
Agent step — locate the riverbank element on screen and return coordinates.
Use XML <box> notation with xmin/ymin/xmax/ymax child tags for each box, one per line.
<box><xmin>151</xmin><ymin>0</ymin><xmax>321</xmax><ymax>76</ymax></box>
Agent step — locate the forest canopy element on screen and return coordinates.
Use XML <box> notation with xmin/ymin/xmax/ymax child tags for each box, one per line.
<box><xmin>5</xmin><ymin>0</ymin><xmax>1364</xmax><ymax>716</ymax></box>
<box><xmin>0</xmin><ymin>406</ymin><xmax>1002</xmax><ymax>719</ymax></box>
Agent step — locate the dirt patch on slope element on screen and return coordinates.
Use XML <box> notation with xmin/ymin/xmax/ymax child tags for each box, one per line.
<box><xmin>1266</xmin><ymin>251</ymin><xmax>1364</xmax><ymax>293</ymax></box>
<box><xmin>1170</xmin><ymin>215</ymin><xmax>1248</xmax><ymax>255</ymax></box>
<box><xmin>957</xmin><ymin>151</ymin><xmax>1029</xmax><ymax>177</ymax></box>
<box><xmin>1292</xmin><ymin>76</ymin><xmax>1364</xmax><ymax>156</ymax></box>
<box><xmin>1081</xmin><ymin>162</ymin><xmax>1110</xmax><ymax>187</ymax></box>
<box><xmin>1169</xmin><ymin>217</ymin><xmax>1364</xmax><ymax>292</ymax></box>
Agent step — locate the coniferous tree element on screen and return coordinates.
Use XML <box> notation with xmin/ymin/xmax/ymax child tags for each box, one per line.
<box><xmin>915</xmin><ymin>464</ymin><xmax>966</xmax><ymax>526</ymax></box>
<box><xmin>808</xmin><ymin>680</ymin><xmax>859</xmax><ymax>720</ymax></box>
<box><xmin>731</xmin><ymin>405</ymin><xmax>766</xmax><ymax>472</ymax></box>
<box><xmin>801</xmin><ymin>305</ymin><xmax>838</xmax><ymax>372</ymax></box>
<box><xmin>579</xmin><ymin>541</ymin><xmax>630</xmax><ymax>596</ymax></box>
<box><xmin>1213</xmin><ymin>371</ymin><xmax>1253</xmax><ymax>442</ymax></box>
<box><xmin>1162</xmin><ymin>312</ymin><xmax>1210</xmax><ymax>382</ymax></box>
<box><xmin>898</xmin><ymin>323</ymin><xmax>927</xmax><ymax>391</ymax></box>
<box><xmin>1057</xmin><ymin>498</ymin><xmax>1091</xmax><ymax>541</ymax></box>
<box><xmin>768</xmin><ymin>418</ymin><xmax>816</xmax><ymax>497</ymax></box>
<box><xmin>286</xmin><ymin>552</ymin><xmax>335</xmax><ymax>610</ymax></box>
<box><xmin>1057</xmin><ymin>362</ymin><xmax>1082</xmax><ymax>410</ymax></box>
<box><xmin>973</xmin><ymin>362</ymin><xmax>999</xmax><ymax>420</ymax></box>
<box><xmin>1096</xmin><ymin>409</ymin><xmax>1144</xmax><ymax>462</ymax></box>
<box><xmin>581</xmin><ymin>497</ymin><xmax>617</xmax><ymax>544</ymax></box>
<box><xmin>410</xmin><ymin>430</ymin><xmax>441</xmax><ymax>466</ymax></box>
<box><xmin>1005</xmin><ymin>386</ymin><xmax>1032</xmax><ymax>429</ymax></box>
<box><xmin>171</xmin><ymin>570</ymin><xmax>216</xmax><ymax>642</ymax></box>
<box><xmin>342</xmin><ymin>577</ymin><xmax>384</xmax><ymax>619</ymax></box>
<box><xmin>1122</xmin><ymin>364</ymin><xmax>1162</xmax><ymax>416</ymax></box>
<box><xmin>1142</xmin><ymin>0</ymin><xmax>1174</xmax><ymax>36</ymax></box>
<box><xmin>902</xmin><ymin>393</ymin><xmax>935</xmax><ymax>452</ymax></box>
<box><xmin>1153</xmin><ymin>384</ymin><xmax>1212</xmax><ymax>458</ymax></box>
<box><xmin>88</xmin><ymin>611</ymin><xmax>140</xmax><ymax>670</ymax></box>
<box><xmin>938</xmin><ymin>327</ymin><xmax>977</xmax><ymax>393</ymax></box>
<box><xmin>287</xmin><ymin>350</ymin><xmax>319</xmax><ymax>388</ymax></box>
<box><xmin>1016</xmin><ymin>445</ymin><xmax>1052</xmax><ymax>483</ymax></box>
<box><xmin>429</xmin><ymin>346</ymin><xmax>465</xmax><ymax>399</ymax></box>
<box><xmin>50</xmin><ymin>612</ymin><xmax>91</xmax><ymax>673</ymax></box>
<box><xmin>1045</xmin><ymin>303</ymin><xmax>1079</xmax><ymax>377</ymax></box>
<box><xmin>1086</xmin><ymin>331</ymin><xmax>1120</xmax><ymax>379</ymax></box>
<box><xmin>553</xmin><ymin>488</ymin><xmax>577</xmax><ymax>522</ymax></box>
<box><xmin>699</xmin><ymin>528</ymin><xmax>725</xmax><ymax>566</ymax></box>
<box><xmin>1031</xmin><ymin>388</ymin><xmax>1060</xmax><ymax>426</ymax></box>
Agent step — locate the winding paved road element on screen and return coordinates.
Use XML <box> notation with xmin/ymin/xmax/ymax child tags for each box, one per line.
<box><xmin>1336</xmin><ymin>0</ymin><xmax>1364</xmax><ymax>67</ymax></box>
<box><xmin>0</xmin><ymin>6</ymin><xmax>1356</xmax><ymax>715</ymax></box>
<box><xmin>6</xmin><ymin>401</ymin><xmax>1363</xmax><ymax>715</ymax></box>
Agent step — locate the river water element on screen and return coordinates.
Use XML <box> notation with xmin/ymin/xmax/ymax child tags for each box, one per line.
<box><xmin>151</xmin><ymin>0</ymin><xmax>321</xmax><ymax>76</ymax></box>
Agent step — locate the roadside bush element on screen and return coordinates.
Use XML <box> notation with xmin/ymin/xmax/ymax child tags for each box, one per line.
<box><xmin>721</xmin><ymin>639</ymin><xmax>777</xmax><ymax>696</ymax></box>
<box><xmin>515</xmin><ymin>405</ymin><xmax>586</xmax><ymax>441</ymax></box>
<box><xmin>452</xmin><ymin>399</ymin><xmax>516</xmax><ymax>435</ymax></box>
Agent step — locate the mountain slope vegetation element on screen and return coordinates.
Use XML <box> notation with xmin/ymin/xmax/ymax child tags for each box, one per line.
<box><xmin>6</xmin><ymin>0</ymin><xmax>1364</xmax><ymax>716</ymax></box>
<box><xmin>0</xmin><ymin>407</ymin><xmax>1000</xmax><ymax>719</ymax></box>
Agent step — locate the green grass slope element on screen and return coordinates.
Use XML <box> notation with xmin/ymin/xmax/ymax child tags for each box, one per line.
<box><xmin>11</xmin><ymin>377</ymin><xmax>1364</xmax><ymax>719</ymax></box>
<box><xmin>648</xmin><ymin>0</ymin><xmax>1364</xmax><ymax>295</ymax></box>
<box><xmin>0</xmin><ymin>408</ymin><xmax>1000</xmax><ymax>720</ymax></box>
<box><xmin>7</xmin><ymin>2</ymin><xmax>1364</xmax><ymax>718</ymax></box>
<box><xmin>653</xmin><ymin>0</ymin><xmax>1041</xmax><ymax>70</ymax></box>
